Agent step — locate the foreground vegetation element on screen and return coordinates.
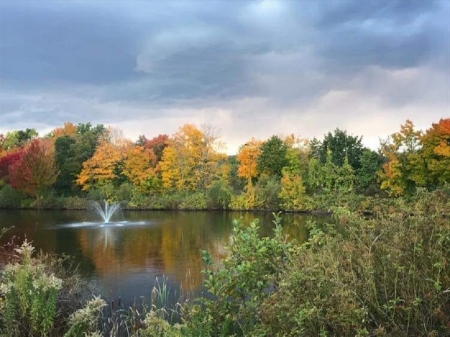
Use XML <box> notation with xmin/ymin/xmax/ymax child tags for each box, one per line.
<box><xmin>1</xmin><ymin>189</ymin><xmax>449</xmax><ymax>336</ymax></box>
<box><xmin>0</xmin><ymin>118</ymin><xmax>448</xmax><ymax>211</ymax></box>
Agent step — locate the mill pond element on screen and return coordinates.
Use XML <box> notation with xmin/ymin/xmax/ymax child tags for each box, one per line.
<box><xmin>0</xmin><ymin>208</ymin><xmax>322</xmax><ymax>307</ymax></box>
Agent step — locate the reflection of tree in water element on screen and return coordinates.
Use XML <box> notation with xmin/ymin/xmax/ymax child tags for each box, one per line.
<box><xmin>75</xmin><ymin>212</ymin><xmax>319</xmax><ymax>293</ymax></box>
<box><xmin>76</xmin><ymin>223</ymin><xmax>231</xmax><ymax>291</ymax></box>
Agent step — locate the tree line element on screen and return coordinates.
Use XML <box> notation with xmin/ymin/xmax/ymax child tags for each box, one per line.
<box><xmin>0</xmin><ymin>118</ymin><xmax>448</xmax><ymax>210</ymax></box>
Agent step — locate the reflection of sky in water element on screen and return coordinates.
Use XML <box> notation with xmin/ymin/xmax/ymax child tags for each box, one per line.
<box><xmin>59</xmin><ymin>220</ymin><xmax>154</xmax><ymax>228</ymax></box>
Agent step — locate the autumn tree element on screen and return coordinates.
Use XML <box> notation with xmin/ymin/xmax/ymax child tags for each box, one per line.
<box><xmin>279</xmin><ymin>135</ymin><xmax>309</xmax><ymax>210</ymax></box>
<box><xmin>76</xmin><ymin>136</ymin><xmax>126</xmax><ymax>192</ymax></box>
<box><xmin>418</xmin><ymin>118</ymin><xmax>450</xmax><ymax>186</ymax></box>
<box><xmin>378</xmin><ymin>120</ymin><xmax>422</xmax><ymax>196</ymax></box>
<box><xmin>159</xmin><ymin>124</ymin><xmax>226</xmax><ymax>191</ymax></box>
<box><xmin>237</xmin><ymin>138</ymin><xmax>262</xmax><ymax>186</ymax></box>
<box><xmin>0</xmin><ymin>149</ymin><xmax>24</xmax><ymax>186</ymax></box>
<box><xmin>9</xmin><ymin>139</ymin><xmax>58</xmax><ymax>203</ymax></box>
<box><xmin>141</xmin><ymin>134</ymin><xmax>169</xmax><ymax>163</ymax></box>
<box><xmin>53</xmin><ymin>123</ymin><xmax>106</xmax><ymax>195</ymax></box>
<box><xmin>122</xmin><ymin>145</ymin><xmax>159</xmax><ymax>193</ymax></box>
<box><xmin>50</xmin><ymin>122</ymin><xmax>77</xmax><ymax>139</ymax></box>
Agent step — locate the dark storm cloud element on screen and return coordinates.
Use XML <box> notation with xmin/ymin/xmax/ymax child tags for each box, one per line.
<box><xmin>0</xmin><ymin>0</ymin><xmax>448</xmax><ymax>152</ymax></box>
<box><xmin>312</xmin><ymin>0</ymin><xmax>448</xmax><ymax>70</ymax></box>
<box><xmin>0</xmin><ymin>0</ymin><xmax>141</xmax><ymax>83</ymax></box>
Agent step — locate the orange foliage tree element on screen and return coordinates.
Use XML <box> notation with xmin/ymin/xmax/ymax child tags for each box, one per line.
<box><xmin>419</xmin><ymin>118</ymin><xmax>450</xmax><ymax>185</ymax></box>
<box><xmin>237</xmin><ymin>138</ymin><xmax>262</xmax><ymax>186</ymax></box>
<box><xmin>76</xmin><ymin>137</ymin><xmax>126</xmax><ymax>191</ymax></box>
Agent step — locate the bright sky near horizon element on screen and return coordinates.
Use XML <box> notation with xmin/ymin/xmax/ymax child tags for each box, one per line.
<box><xmin>0</xmin><ymin>0</ymin><xmax>449</xmax><ymax>154</ymax></box>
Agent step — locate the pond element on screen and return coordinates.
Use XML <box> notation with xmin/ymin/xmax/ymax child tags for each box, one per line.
<box><xmin>0</xmin><ymin>209</ymin><xmax>328</xmax><ymax>308</ymax></box>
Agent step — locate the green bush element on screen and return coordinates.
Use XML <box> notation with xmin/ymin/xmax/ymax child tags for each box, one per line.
<box><xmin>196</xmin><ymin>213</ymin><xmax>292</xmax><ymax>336</ymax></box>
<box><xmin>179</xmin><ymin>192</ymin><xmax>207</xmax><ymax>210</ymax></box>
<box><xmin>0</xmin><ymin>185</ymin><xmax>25</xmax><ymax>208</ymax></box>
<box><xmin>206</xmin><ymin>180</ymin><xmax>232</xmax><ymax>210</ymax></box>
<box><xmin>258</xmin><ymin>194</ymin><xmax>450</xmax><ymax>336</ymax></box>
<box><xmin>0</xmin><ymin>241</ymin><xmax>63</xmax><ymax>336</ymax></box>
<box><xmin>254</xmin><ymin>175</ymin><xmax>281</xmax><ymax>210</ymax></box>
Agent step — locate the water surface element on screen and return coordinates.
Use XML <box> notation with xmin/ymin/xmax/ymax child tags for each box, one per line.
<box><xmin>0</xmin><ymin>210</ymin><xmax>326</xmax><ymax>307</ymax></box>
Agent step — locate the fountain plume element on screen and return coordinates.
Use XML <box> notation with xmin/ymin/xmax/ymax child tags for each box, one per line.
<box><xmin>92</xmin><ymin>200</ymin><xmax>121</xmax><ymax>223</ymax></box>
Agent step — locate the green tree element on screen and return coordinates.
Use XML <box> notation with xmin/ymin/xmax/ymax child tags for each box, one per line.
<box><xmin>355</xmin><ymin>149</ymin><xmax>383</xmax><ymax>194</ymax></box>
<box><xmin>53</xmin><ymin>123</ymin><xmax>106</xmax><ymax>196</ymax></box>
<box><xmin>257</xmin><ymin>135</ymin><xmax>288</xmax><ymax>177</ymax></box>
<box><xmin>313</xmin><ymin>128</ymin><xmax>364</xmax><ymax>171</ymax></box>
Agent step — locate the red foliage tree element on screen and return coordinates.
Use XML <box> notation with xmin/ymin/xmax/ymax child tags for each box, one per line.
<box><xmin>9</xmin><ymin>139</ymin><xmax>58</xmax><ymax>202</ymax></box>
<box><xmin>143</xmin><ymin>134</ymin><xmax>169</xmax><ymax>163</ymax></box>
<box><xmin>0</xmin><ymin>149</ymin><xmax>24</xmax><ymax>183</ymax></box>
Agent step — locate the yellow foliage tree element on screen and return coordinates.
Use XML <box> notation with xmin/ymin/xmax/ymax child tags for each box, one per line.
<box><xmin>279</xmin><ymin>168</ymin><xmax>307</xmax><ymax>210</ymax></box>
<box><xmin>122</xmin><ymin>145</ymin><xmax>157</xmax><ymax>186</ymax></box>
<box><xmin>50</xmin><ymin>122</ymin><xmax>77</xmax><ymax>139</ymax></box>
<box><xmin>159</xmin><ymin>124</ymin><xmax>226</xmax><ymax>191</ymax></box>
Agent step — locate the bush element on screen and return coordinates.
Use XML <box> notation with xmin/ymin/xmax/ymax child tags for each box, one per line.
<box><xmin>206</xmin><ymin>180</ymin><xmax>232</xmax><ymax>210</ymax></box>
<box><xmin>195</xmin><ymin>213</ymin><xmax>292</xmax><ymax>336</ymax></box>
<box><xmin>179</xmin><ymin>192</ymin><xmax>207</xmax><ymax>210</ymax></box>
<box><xmin>0</xmin><ymin>241</ymin><xmax>89</xmax><ymax>337</ymax></box>
<box><xmin>0</xmin><ymin>241</ymin><xmax>63</xmax><ymax>336</ymax></box>
<box><xmin>0</xmin><ymin>185</ymin><xmax>25</xmax><ymax>208</ymax></box>
<box><xmin>258</xmin><ymin>194</ymin><xmax>450</xmax><ymax>336</ymax></box>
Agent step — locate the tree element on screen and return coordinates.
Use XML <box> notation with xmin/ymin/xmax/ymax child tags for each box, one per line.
<box><xmin>0</xmin><ymin>149</ymin><xmax>24</xmax><ymax>185</ymax></box>
<box><xmin>2</xmin><ymin>128</ymin><xmax>38</xmax><ymax>150</ymax></box>
<box><xmin>418</xmin><ymin>118</ymin><xmax>450</xmax><ymax>186</ymax></box>
<box><xmin>355</xmin><ymin>149</ymin><xmax>383</xmax><ymax>194</ymax></box>
<box><xmin>237</xmin><ymin>138</ymin><xmax>262</xmax><ymax>186</ymax></box>
<box><xmin>378</xmin><ymin>120</ymin><xmax>422</xmax><ymax>196</ymax></box>
<box><xmin>313</xmin><ymin>129</ymin><xmax>364</xmax><ymax>171</ymax></box>
<box><xmin>279</xmin><ymin>168</ymin><xmax>307</xmax><ymax>210</ymax></box>
<box><xmin>307</xmin><ymin>149</ymin><xmax>354</xmax><ymax>194</ymax></box>
<box><xmin>122</xmin><ymin>145</ymin><xmax>158</xmax><ymax>193</ymax></box>
<box><xmin>159</xmin><ymin>124</ymin><xmax>226</xmax><ymax>191</ymax></box>
<box><xmin>50</xmin><ymin>122</ymin><xmax>77</xmax><ymax>139</ymax></box>
<box><xmin>143</xmin><ymin>134</ymin><xmax>169</xmax><ymax>163</ymax></box>
<box><xmin>9</xmin><ymin>139</ymin><xmax>58</xmax><ymax>202</ymax></box>
<box><xmin>76</xmin><ymin>137</ymin><xmax>126</xmax><ymax>191</ymax></box>
<box><xmin>53</xmin><ymin>123</ymin><xmax>106</xmax><ymax>196</ymax></box>
<box><xmin>257</xmin><ymin>135</ymin><xmax>288</xmax><ymax>177</ymax></box>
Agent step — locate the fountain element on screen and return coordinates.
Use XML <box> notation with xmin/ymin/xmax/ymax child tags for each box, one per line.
<box><xmin>92</xmin><ymin>200</ymin><xmax>121</xmax><ymax>223</ymax></box>
<box><xmin>59</xmin><ymin>200</ymin><xmax>152</xmax><ymax>229</ymax></box>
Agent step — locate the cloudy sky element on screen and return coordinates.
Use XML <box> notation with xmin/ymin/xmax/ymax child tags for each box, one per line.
<box><xmin>0</xmin><ymin>0</ymin><xmax>449</xmax><ymax>154</ymax></box>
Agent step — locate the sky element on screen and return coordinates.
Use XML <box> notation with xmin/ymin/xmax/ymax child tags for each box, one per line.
<box><xmin>0</xmin><ymin>0</ymin><xmax>449</xmax><ymax>154</ymax></box>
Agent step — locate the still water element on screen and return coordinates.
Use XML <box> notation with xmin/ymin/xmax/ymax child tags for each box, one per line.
<box><xmin>0</xmin><ymin>210</ymin><xmax>327</xmax><ymax>307</ymax></box>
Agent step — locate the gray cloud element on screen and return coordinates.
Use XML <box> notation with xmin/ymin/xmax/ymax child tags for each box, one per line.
<box><xmin>0</xmin><ymin>0</ymin><xmax>448</xmax><ymax>153</ymax></box>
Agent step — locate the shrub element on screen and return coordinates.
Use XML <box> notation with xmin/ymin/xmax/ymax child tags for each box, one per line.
<box><xmin>259</xmin><ymin>195</ymin><xmax>450</xmax><ymax>336</ymax></box>
<box><xmin>64</xmin><ymin>296</ymin><xmax>106</xmax><ymax>337</ymax></box>
<box><xmin>0</xmin><ymin>241</ymin><xmax>63</xmax><ymax>336</ymax></box>
<box><xmin>196</xmin><ymin>213</ymin><xmax>292</xmax><ymax>336</ymax></box>
<box><xmin>0</xmin><ymin>185</ymin><xmax>25</xmax><ymax>208</ymax></box>
<box><xmin>206</xmin><ymin>180</ymin><xmax>232</xmax><ymax>210</ymax></box>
